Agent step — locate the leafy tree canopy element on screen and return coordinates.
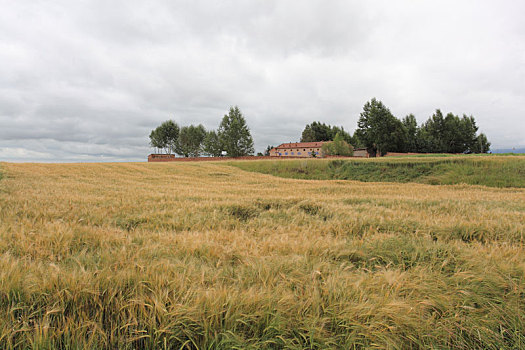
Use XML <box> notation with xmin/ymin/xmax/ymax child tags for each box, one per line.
<box><xmin>149</xmin><ymin>120</ymin><xmax>180</xmax><ymax>154</ymax></box>
<box><xmin>202</xmin><ymin>130</ymin><xmax>223</xmax><ymax>157</ymax></box>
<box><xmin>321</xmin><ymin>132</ymin><xmax>354</xmax><ymax>156</ymax></box>
<box><xmin>355</xmin><ymin>98</ymin><xmax>407</xmax><ymax>156</ymax></box>
<box><xmin>471</xmin><ymin>133</ymin><xmax>491</xmax><ymax>154</ymax></box>
<box><xmin>175</xmin><ymin>124</ymin><xmax>206</xmax><ymax>157</ymax></box>
<box><xmin>301</xmin><ymin>122</ymin><xmax>355</xmax><ymax>145</ymax></box>
<box><xmin>218</xmin><ymin>106</ymin><xmax>255</xmax><ymax>157</ymax></box>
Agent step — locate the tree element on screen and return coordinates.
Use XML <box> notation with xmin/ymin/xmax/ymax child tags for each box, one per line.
<box><xmin>149</xmin><ymin>120</ymin><xmax>180</xmax><ymax>154</ymax></box>
<box><xmin>301</xmin><ymin>122</ymin><xmax>333</xmax><ymax>142</ymax></box>
<box><xmin>459</xmin><ymin>115</ymin><xmax>479</xmax><ymax>153</ymax></box>
<box><xmin>202</xmin><ymin>130</ymin><xmax>223</xmax><ymax>157</ymax></box>
<box><xmin>300</xmin><ymin>122</ymin><xmax>354</xmax><ymax>144</ymax></box>
<box><xmin>354</xmin><ymin>98</ymin><xmax>407</xmax><ymax>156</ymax></box>
<box><xmin>471</xmin><ymin>133</ymin><xmax>491</xmax><ymax>153</ymax></box>
<box><xmin>402</xmin><ymin>114</ymin><xmax>418</xmax><ymax>153</ymax></box>
<box><xmin>418</xmin><ymin>111</ymin><xmax>480</xmax><ymax>153</ymax></box>
<box><xmin>149</xmin><ymin>127</ymin><xmax>165</xmax><ymax>153</ymax></box>
<box><xmin>218</xmin><ymin>106</ymin><xmax>255</xmax><ymax>157</ymax></box>
<box><xmin>264</xmin><ymin>145</ymin><xmax>274</xmax><ymax>156</ymax></box>
<box><xmin>331</xmin><ymin>126</ymin><xmax>355</xmax><ymax>145</ymax></box>
<box><xmin>175</xmin><ymin>124</ymin><xmax>206</xmax><ymax>157</ymax></box>
<box><xmin>321</xmin><ymin>132</ymin><xmax>354</xmax><ymax>156</ymax></box>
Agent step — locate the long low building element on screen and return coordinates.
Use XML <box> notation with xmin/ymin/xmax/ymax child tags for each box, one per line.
<box><xmin>269</xmin><ymin>142</ymin><xmax>326</xmax><ymax>157</ymax></box>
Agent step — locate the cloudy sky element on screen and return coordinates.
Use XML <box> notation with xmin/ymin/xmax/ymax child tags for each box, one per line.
<box><xmin>1</xmin><ymin>0</ymin><xmax>524</xmax><ymax>162</ymax></box>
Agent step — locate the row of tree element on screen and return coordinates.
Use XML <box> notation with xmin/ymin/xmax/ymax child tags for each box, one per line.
<box><xmin>300</xmin><ymin>98</ymin><xmax>490</xmax><ymax>156</ymax></box>
<box><xmin>149</xmin><ymin>106</ymin><xmax>254</xmax><ymax>157</ymax></box>
<box><xmin>151</xmin><ymin>99</ymin><xmax>490</xmax><ymax>157</ymax></box>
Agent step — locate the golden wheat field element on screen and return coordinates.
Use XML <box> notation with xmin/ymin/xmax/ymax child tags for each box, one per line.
<box><xmin>0</xmin><ymin>160</ymin><xmax>524</xmax><ymax>349</ymax></box>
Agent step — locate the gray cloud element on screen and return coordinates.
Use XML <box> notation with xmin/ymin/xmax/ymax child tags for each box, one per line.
<box><xmin>1</xmin><ymin>0</ymin><xmax>524</xmax><ymax>162</ymax></box>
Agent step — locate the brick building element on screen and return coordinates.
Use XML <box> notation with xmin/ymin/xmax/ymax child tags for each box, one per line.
<box><xmin>269</xmin><ymin>142</ymin><xmax>327</xmax><ymax>158</ymax></box>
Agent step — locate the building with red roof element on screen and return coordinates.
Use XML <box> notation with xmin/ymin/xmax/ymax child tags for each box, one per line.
<box><xmin>269</xmin><ymin>142</ymin><xmax>327</xmax><ymax>157</ymax></box>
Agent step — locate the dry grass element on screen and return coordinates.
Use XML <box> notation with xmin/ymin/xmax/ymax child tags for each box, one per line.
<box><xmin>0</xmin><ymin>161</ymin><xmax>524</xmax><ymax>349</ymax></box>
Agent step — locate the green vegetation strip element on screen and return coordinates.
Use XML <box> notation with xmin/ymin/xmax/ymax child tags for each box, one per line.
<box><xmin>229</xmin><ymin>156</ymin><xmax>525</xmax><ymax>188</ymax></box>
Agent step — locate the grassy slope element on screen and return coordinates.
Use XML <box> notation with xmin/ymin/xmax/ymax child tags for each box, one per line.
<box><xmin>0</xmin><ymin>162</ymin><xmax>524</xmax><ymax>349</ymax></box>
<box><xmin>229</xmin><ymin>155</ymin><xmax>525</xmax><ymax>188</ymax></box>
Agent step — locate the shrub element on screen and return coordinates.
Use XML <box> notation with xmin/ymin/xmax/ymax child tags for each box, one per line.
<box><xmin>321</xmin><ymin>132</ymin><xmax>354</xmax><ymax>156</ymax></box>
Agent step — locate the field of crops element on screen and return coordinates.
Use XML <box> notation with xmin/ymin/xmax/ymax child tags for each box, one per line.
<box><xmin>0</xmin><ymin>158</ymin><xmax>524</xmax><ymax>349</ymax></box>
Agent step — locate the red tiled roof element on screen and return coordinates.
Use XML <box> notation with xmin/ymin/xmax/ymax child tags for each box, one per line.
<box><xmin>275</xmin><ymin>142</ymin><xmax>327</xmax><ymax>149</ymax></box>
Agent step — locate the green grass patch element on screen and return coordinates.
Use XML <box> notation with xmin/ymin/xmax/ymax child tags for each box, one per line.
<box><xmin>229</xmin><ymin>156</ymin><xmax>525</xmax><ymax>188</ymax></box>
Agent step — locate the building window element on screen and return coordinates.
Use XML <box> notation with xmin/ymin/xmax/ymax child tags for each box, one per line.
<box><xmin>285</xmin><ymin>152</ymin><xmax>288</xmax><ymax>155</ymax></box>
<box><xmin>298</xmin><ymin>152</ymin><xmax>301</xmax><ymax>155</ymax></box>
<box><xmin>303</xmin><ymin>149</ymin><xmax>306</xmax><ymax>151</ymax></box>
<box><xmin>291</xmin><ymin>152</ymin><xmax>294</xmax><ymax>155</ymax></box>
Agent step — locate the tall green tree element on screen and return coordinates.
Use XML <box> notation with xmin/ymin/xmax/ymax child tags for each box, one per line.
<box><xmin>402</xmin><ymin>114</ymin><xmax>418</xmax><ymax>153</ymax></box>
<box><xmin>471</xmin><ymin>133</ymin><xmax>491</xmax><ymax>153</ymax></box>
<box><xmin>355</xmin><ymin>98</ymin><xmax>407</xmax><ymax>156</ymax></box>
<box><xmin>459</xmin><ymin>115</ymin><xmax>479</xmax><ymax>152</ymax></box>
<box><xmin>418</xmin><ymin>111</ymin><xmax>480</xmax><ymax>153</ymax></box>
<box><xmin>202</xmin><ymin>130</ymin><xmax>223</xmax><ymax>157</ymax></box>
<box><xmin>421</xmin><ymin>109</ymin><xmax>446</xmax><ymax>152</ymax></box>
<box><xmin>149</xmin><ymin>120</ymin><xmax>180</xmax><ymax>154</ymax></box>
<box><xmin>300</xmin><ymin>122</ymin><xmax>355</xmax><ymax>145</ymax></box>
<box><xmin>175</xmin><ymin>124</ymin><xmax>206</xmax><ymax>157</ymax></box>
<box><xmin>218</xmin><ymin>106</ymin><xmax>255</xmax><ymax>157</ymax></box>
<box><xmin>301</xmin><ymin>122</ymin><xmax>333</xmax><ymax>142</ymax></box>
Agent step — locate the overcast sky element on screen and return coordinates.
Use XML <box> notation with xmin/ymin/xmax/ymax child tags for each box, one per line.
<box><xmin>1</xmin><ymin>0</ymin><xmax>524</xmax><ymax>162</ymax></box>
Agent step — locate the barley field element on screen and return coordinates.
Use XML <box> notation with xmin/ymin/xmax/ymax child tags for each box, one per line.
<box><xmin>0</xmin><ymin>159</ymin><xmax>524</xmax><ymax>349</ymax></box>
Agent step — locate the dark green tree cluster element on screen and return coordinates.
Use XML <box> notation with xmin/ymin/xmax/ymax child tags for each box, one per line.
<box><xmin>300</xmin><ymin>122</ymin><xmax>355</xmax><ymax>145</ymax></box>
<box><xmin>149</xmin><ymin>106</ymin><xmax>254</xmax><ymax>158</ymax></box>
<box><xmin>355</xmin><ymin>99</ymin><xmax>407</xmax><ymax>156</ymax></box>
<box><xmin>412</xmin><ymin>109</ymin><xmax>490</xmax><ymax>154</ymax></box>
<box><xmin>353</xmin><ymin>98</ymin><xmax>491</xmax><ymax>156</ymax></box>
<box><xmin>176</xmin><ymin>124</ymin><xmax>206</xmax><ymax>157</ymax></box>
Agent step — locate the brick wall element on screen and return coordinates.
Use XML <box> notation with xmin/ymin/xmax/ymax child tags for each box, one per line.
<box><xmin>148</xmin><ymin>155</ymin><xmax>275</xmax><ymax>162</ymax></box>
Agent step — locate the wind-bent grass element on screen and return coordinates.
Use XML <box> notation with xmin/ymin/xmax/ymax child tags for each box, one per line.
<box><xmin>0</xmin><ymin>161</ymin><xmax>524</xmax><ymax>349</ymax></box>
<box><xmin>229</xmin><ymin>155</ymin><xmax>525</xmax><ymax>188</ymax></box>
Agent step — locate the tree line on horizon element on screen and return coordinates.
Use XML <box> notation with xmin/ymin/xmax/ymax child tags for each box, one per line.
<box><xmin>150</xmin><ymin>99</ymin><xmax>491</xmax><ymax>157</ymax></box>
<box><xmin>300</xmin><ymin>98</ymin><xmax>490</xmax><ymax>156</ymax></box>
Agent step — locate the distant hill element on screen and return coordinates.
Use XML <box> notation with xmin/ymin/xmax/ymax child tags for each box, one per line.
<box><xmin>492</xmin><ymin>148</ymin><xmax>525</xmax><ymax>154</ymax></box>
